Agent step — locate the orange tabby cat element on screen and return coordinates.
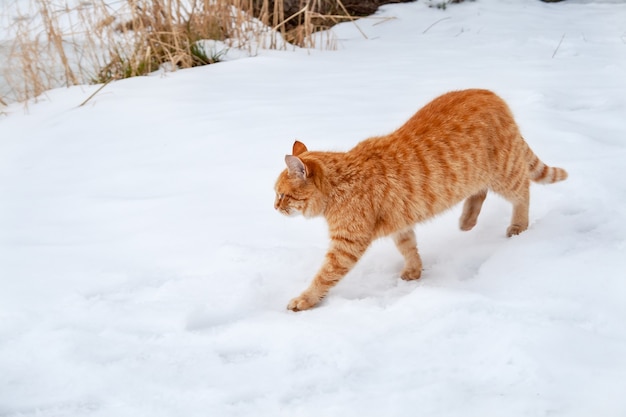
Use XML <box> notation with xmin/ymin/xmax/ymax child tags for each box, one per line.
<box><xmin>274</xmin><ymin>89</ymin><xmax>567</xmax><ymax>311</ymax></box>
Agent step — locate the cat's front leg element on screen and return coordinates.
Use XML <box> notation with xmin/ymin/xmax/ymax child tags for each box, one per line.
<box><xmin>288</xmin><ymin>235</ymin><xmax>371</xmax><ymax>311</ymax></box>
<box><xmin>392</xmin><ymin>227</ymin><xmax>422</xmax><ymax>280</ymax></box>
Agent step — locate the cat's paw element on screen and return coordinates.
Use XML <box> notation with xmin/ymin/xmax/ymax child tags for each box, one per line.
<box><xmin>459</xmin><ymin>218</ymin><xmax>477</xmax><ymax>231</ymax></box>
<box><xmin>287</xmin><ymin>294</ymin><xmax>319</xmax><ymax>312</ymax></box>
<box><xmin>506</xmin><ymin>224</ymin><xmax>527</xmax><ymax>237</ymax></box>
<box><xmin>400</xmin><ymin>266</ymin><xmax>422</xmax><ymax>281</ymax></box>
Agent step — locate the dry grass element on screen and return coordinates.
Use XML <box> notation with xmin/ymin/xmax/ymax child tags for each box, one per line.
<box><xmin>0</xmin><ymin>0</ymin><xmax>361</xmax><ymax>104</ymax></box>
<box><xmin>2</xmin><ymin>0</ymin><xmax>92</xmax><ymax>102</ymax></box>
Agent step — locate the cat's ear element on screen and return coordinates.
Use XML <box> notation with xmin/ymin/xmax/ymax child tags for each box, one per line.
<box><xmin>285</xmin><ymin>155</ymin><xmax>307</xmax><ymax>180</ymax></box>
<box><xmin>292</xmin><ymin>141</ymin><xmax>308</xmax><ymax>156</ymax></box>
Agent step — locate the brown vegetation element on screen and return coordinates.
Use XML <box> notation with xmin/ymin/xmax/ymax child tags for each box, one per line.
<box><xmin>1</xmin><ymin>0</ymin><xmax>414</xmax><ymax>103</ymax></box>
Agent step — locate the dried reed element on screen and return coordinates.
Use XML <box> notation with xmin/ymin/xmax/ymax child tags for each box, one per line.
<box><xmin>1</xmin><ymin>0</ymin><xmax>357</xmax><ymax>104</ymax></box>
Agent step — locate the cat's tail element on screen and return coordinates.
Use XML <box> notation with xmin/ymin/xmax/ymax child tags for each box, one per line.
<box><xmin>524</xmin><ymin>140</ymin><xmax>568</xmax><ymax>184</ymax></box>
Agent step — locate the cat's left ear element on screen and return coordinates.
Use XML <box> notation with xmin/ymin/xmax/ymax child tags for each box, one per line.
<box><xmin>292</xmin><ymin>141</ymin><xmax>308</xmax><ymax>156</ymax></box>
<box><xmin>285</xmin><ymin>155</ymin><xmax>307</xmax><ymax>180</ymax></box>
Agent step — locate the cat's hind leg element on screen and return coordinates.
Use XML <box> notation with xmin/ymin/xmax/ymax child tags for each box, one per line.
<box><xmin>459</xmin><ymin>189</ymin><xmax>488</xmax><ymax>231</ymax></box>
<box><xmin>505</xmin><ymin>186</ymin><xmax>530</xmax><ymax>237</ymax></box>
<box><xmin>494</xmin><ymin>178</ymin><xmax>530</xmax><ymax>237</ymax></box>
<box><xmin>392</xmin><ymin>227</ymin><xmax>422</xmax><ymax>280</ymax></box>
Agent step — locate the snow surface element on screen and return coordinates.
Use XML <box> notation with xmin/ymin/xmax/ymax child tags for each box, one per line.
<box><xmin>1</xmin><ymin>0</ymin><xmax>626</xmax><ymax>416</ymax></box>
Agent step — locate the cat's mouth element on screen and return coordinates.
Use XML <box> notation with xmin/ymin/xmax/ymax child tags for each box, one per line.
<box><xmin>279</xmin><ymin>208</ymin><xmax>301</xmax><ymax>217</ymax></box>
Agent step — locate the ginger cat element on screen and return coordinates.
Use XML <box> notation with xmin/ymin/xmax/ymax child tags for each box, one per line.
<box><xmin>274</xmin><ymin>89</ymin><xmax>567</xmax><ymax>311</ymax></box>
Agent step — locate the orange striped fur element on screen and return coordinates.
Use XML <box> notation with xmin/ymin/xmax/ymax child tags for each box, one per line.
<box><xmin>274</xmin><ymin>89</ymin><xmax>567</xmax><ymax>311</ymax></box>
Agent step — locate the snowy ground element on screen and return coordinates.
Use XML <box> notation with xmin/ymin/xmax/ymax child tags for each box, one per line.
<box><xmin>2</xmin><ymin>0</ymin><xmax>626</xmax><ymax>416</ymax></box>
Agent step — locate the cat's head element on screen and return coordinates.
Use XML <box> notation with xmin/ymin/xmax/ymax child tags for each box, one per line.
<box><xmin>274</xmin><ymin>141</ymin><xmax>326</xmax><ymax>218</ymax></box>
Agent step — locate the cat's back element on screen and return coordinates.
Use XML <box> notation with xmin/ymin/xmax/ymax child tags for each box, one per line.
<box><xmin>351</xmin><ymin>89</ymin><xmax>516</xmax><ymax>156</ymax></box>
<box><xmin>349</xmin><ymin>89</ymin><xmax>514</xmax><ymax>165</ymax></box>
<box><xmin>397</xmin><ymin>89</ymin><xmax>515</xmax><ymax>139</ymax></box>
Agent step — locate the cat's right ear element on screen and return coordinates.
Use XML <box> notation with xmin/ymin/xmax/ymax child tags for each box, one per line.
<box><xmin>292</xmin><ymin>141</ymin><xmax>308</xmax><ymax>156</ymax></box>
<box><xmin>285</xmin><ymin>155</ymin><xmax>307</xmax><ymax>180</ymax></box>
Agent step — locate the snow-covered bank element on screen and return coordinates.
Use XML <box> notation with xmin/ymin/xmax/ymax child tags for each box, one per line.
<box><xmin>1</xmin><ymin>1</ymin><xmax>626</xmax><ymax>416</ymax></box>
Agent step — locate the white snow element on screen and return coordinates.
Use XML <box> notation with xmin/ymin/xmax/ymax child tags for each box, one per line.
<box><xmin>1</xmin><ymin>0</ymin><xmax>626</xmax><ymax>416</ymax></box>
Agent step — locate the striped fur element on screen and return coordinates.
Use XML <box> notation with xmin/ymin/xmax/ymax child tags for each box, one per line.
<box><xmin>525</xmin><ymin>141</ymin><xmax>568</xmax><ymax>183</ymax></box>
<box><xmin>274</xmin><ymin>89</ymin><xmax>568</xmax><ymax>311</ymax></box>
